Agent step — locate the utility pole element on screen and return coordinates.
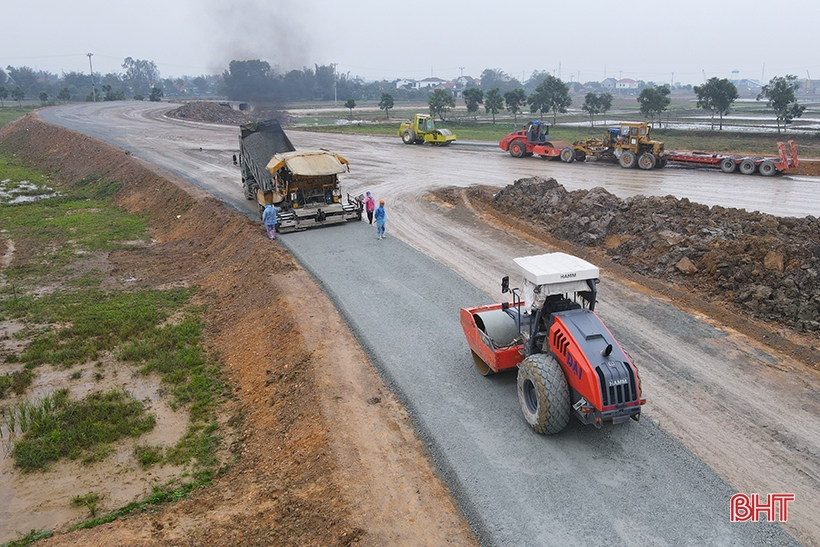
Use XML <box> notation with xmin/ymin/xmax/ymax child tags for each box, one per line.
<box><xmin>87</xmin><ymin>53</ymin><xmax>96</xmax><ymax>102</ymax></box>
<box><xmin>332</xmin><ymin>63</ymin><xmax>337</xmax><ymax>107</ymax></box>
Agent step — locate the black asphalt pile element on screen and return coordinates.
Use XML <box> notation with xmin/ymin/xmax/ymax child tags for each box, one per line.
<box><xmin>494</xmin><ymin>176</ymin><xmax>820</xmax><ymax>332</ymax></box>
<box><xmin>166</xmin><ymin>101</ymin><xmax>254</xmax><ymax>125</ymax></box>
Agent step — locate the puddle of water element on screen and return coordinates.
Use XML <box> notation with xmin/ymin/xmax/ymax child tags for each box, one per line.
<box><xmin>0</xmin><ymin>358</ymin><xmax>189</xmax><ymax>541</ymax></box>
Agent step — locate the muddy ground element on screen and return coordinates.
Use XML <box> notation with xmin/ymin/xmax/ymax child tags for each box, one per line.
<box><xmin>0</xmin><ymin>115</ymin><xmax>478</xmax><ymax>546</ymax></box>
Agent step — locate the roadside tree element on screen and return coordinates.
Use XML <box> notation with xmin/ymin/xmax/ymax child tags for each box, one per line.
<box><xmin>484</xmin><ymin>88</ymin><xmax>504</xmax><ymax>123</ymax></box>
<box><xmin>428</xmin><ymin>88</ymin><xmax>455</xmax><ymax>121</ymax></box>
<box><xmin>39</xmin><ymin>91</ymin><xmax>49</xmax><ymax>105</ymax></box>
<box><xmin>581</xmin><ymin>92</ymin><xmax>612</xmax><ymax>127</ymax></box>
<box><xmin>480</xmin><ymin>69</ymin><xmax>521</xmax><ymax>93</ymax></box>
<box><xmin>504</xmin><ymin>88</ymin><xmax>527</xmax><ymax>124</ymax></box>
<box><xmin>101</xmin><ymin>84</ymin><xmax>124</xmax><ymax>101</ymax></box>
<box><xmin>378</xmin><ymin>92</ymin><xmax>394</xmax><ymax>119</ymax></box>
<box><xmin>637</xmin><ymin>85</ymin><xmax>671</xmax><ymax>126</ymax></box>
<box><xmin>149</xmin><ymin>87</ymin><xmax>163</xmax><ymax>102</ymax></box>
<box><xmin>222</xmin><ymin>60</ymin><xmax>273</xmax><ymax>102</ymax></box>
<box><xmin>57</xmin><ymin>87</ymin><xmax>70</xmax><ymax>103</ymax></box>
<box><xmin>6</xmin><ymin>66</ymin><xmax>39</xmax><ymax>96</ymax></box>
<box><xmin>528</xmin><ymin>75</ymin><xmax>571</xmax><ymax>125</ymax></box>
<box><xmin>345</xmin><ymin>98</ymin><xmax>356</xmax><ymax>119</ymax></box>
<box><xmin>463</xmin><ymin>87</ymin><xmax>483</xmax><ymax>121</ymax></box>
<box><xmin>122</xmin><ymin>57</ymin><xmax>159</xmax><ymax>97</ymax></box>
<box><xmin>694</xmin><ymin>77</ymin><xmax>738</xmax><ymax>130</ymax></box>
<box><xmin>757</xmin><ymin>75</ymin><xmax>805</xmax><ymax>134</ymax></box>
<box><xmin>11</xmin><ymin>86</ymin><xmax>24</xmax><ymax>106</ymax></box>
<box><xmin>0</xmin><ymin>86</ymin><xmax>7</xmax><ymax>106</ymax></box>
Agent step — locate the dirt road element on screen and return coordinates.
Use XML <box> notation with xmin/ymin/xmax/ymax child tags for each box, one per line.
<box><xmin>39</xmin><ymin>103</ymin><xmax>820</xmax><ymax>545</ymax></box>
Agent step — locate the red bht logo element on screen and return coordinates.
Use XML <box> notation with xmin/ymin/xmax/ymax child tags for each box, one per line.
<box><xmin>731</xmin><ymin>493</ymin><xmax>795</xmax><ymax>522</ymax></box>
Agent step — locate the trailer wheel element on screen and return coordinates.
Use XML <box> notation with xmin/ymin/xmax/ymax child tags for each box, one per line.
<box><xmin>619</xmin><ymin>151</ymin><xmax>637</xmax><ymax>169</ymax></box>
<box><xmin>638</xmin><ymin>152</ymin><xmax>657</xmax><ymax>170</ymax></box>
<box><xmin>720</xmin><ymin>158</ymin><xmax>737</xmax><ymax>173</ymax></box>
<box><xmin>739</xmin><ymin>159</ymin><xmax>757</xmax><ymax>175</ymax></box>
<box><xmin>560</xmin><ymin>147</ymin><xmax>575</xmax><ymax>163</ymax></box>
<box><xmin>517</xmin><ymin>353</ymin><xmax>570</xmax><ymax>434</ymax></box>
<box><xmin>509</xmin><ymin>141</ymin><xmax>527</xmax><ymax>158</ymax></box>
<box><xmin>574</xmin><ymin>150</ymin><xmax>586</xmax><ymax>162</ymax></box>
<box><xmin>402</xmin><ymin>129</ymin><xmax>416</xmax><ymax>145</ymax></box>
<box><xmin>759</xmin><ymin>160</ymin><xmax>776</xmax><ymax>177</ymax></box>
<box><xmin>471</xmin><ymin>350</ymin><xmax>495</xmax><ymax>376</ymax></box>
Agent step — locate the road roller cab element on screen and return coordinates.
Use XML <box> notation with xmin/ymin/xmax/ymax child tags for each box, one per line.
<box><xmin>460</xmin><ymin>252</ymin><xmax>645</xmax><ymax>434</ymax></box>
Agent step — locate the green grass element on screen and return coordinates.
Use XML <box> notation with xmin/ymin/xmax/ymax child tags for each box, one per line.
<box><xmin>70</xmin><ymin>492</ymin><xmax>101</xmax><ymax>517</ymax></box>
<box><xmin>1</xmin><ymin>287</ymin><xmax>195</xmax><ymax>367</ymax></box>
<box><xmin>5</xmin><ymin>388</ymin><xmax>156</xmax><ymax>472</ymax></box>
<box><xmin>0</xmin><ymin>529</ymin><xmax>53</xmax><ymax>547</ymax></box>
<box><xmin>69</xmin><ymin>472</ymin><xmax>214</xmax><ymax>532</ymax></box>
<box><xmin>0</xmin><ymin>107</ymin><xmax>33</xmax><ymax>129</ymax></box>
<box><xmin>0</xmin><ymin>172</ymin><xmax>148</xmax><ymax>282</ymax></box>
<box><xmin>0</xmin><ymin>152</ymin><xmax>229</xmax><ymax>533</ymax></box>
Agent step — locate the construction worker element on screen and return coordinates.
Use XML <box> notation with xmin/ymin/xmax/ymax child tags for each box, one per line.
<box><xmin>363</xmin><ymin>191</ymin><xmax>376</xmax><ymax>224</ymax></box>
<box><xmin>262</xmin><ymin>204</ymin><xmax>279</xmax><ymax>240</ymax></box>
<box><xmin>374</xmin><ymin>199</ymin><xmax>386</xmax><ymax>240</ymax></box>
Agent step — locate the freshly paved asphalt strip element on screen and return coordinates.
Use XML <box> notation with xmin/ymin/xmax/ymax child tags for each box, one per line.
<box><xmin>280</xmin><ymin>220</ymin><xmax>796</xmax><ymax>547</ymax></box>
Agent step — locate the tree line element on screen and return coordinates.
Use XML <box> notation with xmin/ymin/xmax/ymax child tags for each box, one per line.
<box><xmin>0</xmin><ymin>59</ymin><xmax>805</xmax><ymax>133</ymax></box>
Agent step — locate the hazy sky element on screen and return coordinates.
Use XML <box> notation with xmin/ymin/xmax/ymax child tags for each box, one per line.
<box><xmin>2</xmin><ymin>0</ymin><xmax>819</xmax><ymax>86</ymax></box>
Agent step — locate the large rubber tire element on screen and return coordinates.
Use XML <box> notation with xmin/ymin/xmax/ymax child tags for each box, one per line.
<box><xmin>517</xmin><ymin>353</ymin><xmax>571</xmax><ymax>434</ymax></box>
<box><xmin>658</xmin><ymin>156</ymin><xmax>668</xmax><ymax>168</ymax></box>
<box><xmin>402</xmin><ymin>129</ymin><xmax>416</xmax><ymax>144</ymax></box>
<box><xmin>619</xmin><ymin>150</ymin><xmax>637</xmax><ymax>169</ymax></box>
<box><xmin>638</xmin><ymin>152</ymin><xmax>657</xmax><ymax>170</ymax></box>
<box><xmin>560</xmin><ymin>147</ymin><xmax>575</xmax><ymax>163</ymax></box>
<box><xmin>471</xmin><ymin>350</ymin><xmax>495</xmax><ymax>376</ymax></box>
<box><xmin>759</xmin><ymin>160</ymin><xmax>776</xmax><ymax>177</ymax></box>
<box><xmin>739</xmin><ymin>159</ymin><xmax>757</xmax><ymax>175</ymax></box>
<box><xmin>720</xmin><ymin>157</ymin><xmax>737</xmax><ymax>173</ymax></box>
<box><xmin>574</xmin><ymin>150</ymin><xmax>587</xmax><ymax>163</ymax></box>
<box><xmin>509</xmin><ymin>140</ymin><xmax>527</xmax><ymax>158</ymax></box>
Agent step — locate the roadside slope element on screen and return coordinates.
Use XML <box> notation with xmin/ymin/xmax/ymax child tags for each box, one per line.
<box><xmin>0</xmin><ymin>114</ymin><xmax>478</xmax><ymax>547</ymax></box>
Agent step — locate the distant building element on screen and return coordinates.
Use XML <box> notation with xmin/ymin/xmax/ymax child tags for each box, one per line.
<box><xmin>417</xmin><ymin>77</ymin><xmax>447</xmax><ymax>89</ymax></box>
<box><xmin>616</xmin><ymin>78</ymin><xmax>638</xmax><ymax>90</ymax></box>
<box><xmin>601</xmin><ymin>78</ymin><xmax>617</xmax><ymax>91</ymax></box>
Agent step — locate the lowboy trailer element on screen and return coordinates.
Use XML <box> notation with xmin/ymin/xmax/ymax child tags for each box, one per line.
<box><xmin>666</xmin><ymin>140</ymin><xmax>798</xmax><ymax>176</ymax></box>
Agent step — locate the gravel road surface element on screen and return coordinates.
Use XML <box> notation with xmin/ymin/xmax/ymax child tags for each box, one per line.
<box><xmin>39</xmin><ymin>103</ymin><xmax>816</xmax><ymax>546</ymax></box>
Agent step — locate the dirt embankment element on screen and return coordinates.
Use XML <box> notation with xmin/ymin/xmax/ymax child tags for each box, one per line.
<box><xmin>0</xmin><ymin>115</ymin><xmax>477</xmax><ymax>547</ymax></box>
<box><xmin>476</xmin><ymin>177</ymin><xmax>820</xmax><ymax>354</ymax></box>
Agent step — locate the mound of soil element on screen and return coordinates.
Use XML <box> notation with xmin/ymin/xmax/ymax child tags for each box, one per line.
<box><xmin>492</xmin><ymin>177</ymin><xmax>820</xmax><ymax>333</ymax></box>
<box><xmin>165</xmin><ymin>102</ymin><xmax>292</xmax><ymax>127</ymax></box>
<box><xmin>165</xmin><ymin>101</ymin><xmax>254</xmax><ymax>125</ymax></box>
<box><xmin>0</xmin><ymin>115</ymin><xmax>477</xmax><ymax>546</ymax></box>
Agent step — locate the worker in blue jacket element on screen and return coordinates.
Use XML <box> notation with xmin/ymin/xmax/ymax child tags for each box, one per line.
<box><xmin>374</xmin><ymin>199</ymin><xmax>386</xmax><ymax>240</ymax></box>
<box><xmin>262</xmin><ymin>204</ymin><xmax>279</xmax><ymax>240</ymax></box>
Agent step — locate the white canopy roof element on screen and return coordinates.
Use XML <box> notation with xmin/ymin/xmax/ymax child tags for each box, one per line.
<box><xmin>266</xmin><ymin>150</ymin><xmax>350</xmax><ymax>176</ymax></box>
<box><xmin>514</xmin><ymin>252</ymin><xmax>599</xmax><ymax>286</ymax></box>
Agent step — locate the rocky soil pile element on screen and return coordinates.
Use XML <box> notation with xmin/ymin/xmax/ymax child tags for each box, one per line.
<box><xmin>165</xmin><ymin>101</ymin><xmax>254</xmax><ymax>125</ymax></box>
<box><xmin>166</xmin><ymin>101</ymin><xmax>290</xmax><ymax>126</ymax></box>
<box><xmin>493</xmin><ymin>177</ymin><xmax>820</xmax><ymax>332</ymax></box>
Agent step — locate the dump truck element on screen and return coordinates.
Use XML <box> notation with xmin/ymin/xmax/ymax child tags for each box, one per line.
<box><xmin>666</xmin><ymin>140</ymin><xmax>798</xmax><ymax>176</ymax></box>
<box><xmin>460</xmin><ymin>252</ymin><xmax>645</xmax><ymax>434</ymax></box>
<box><xmin>237</xmin><ymin>120</ymin><xmax>363</xmax><ymax>233</ymax></box>
<box><xmin>398</xmin><ymin>114</ymin><xmax>456</xmax><ymax>145</ymax></box>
